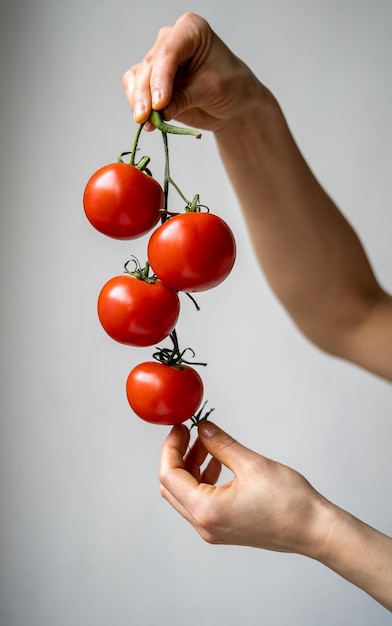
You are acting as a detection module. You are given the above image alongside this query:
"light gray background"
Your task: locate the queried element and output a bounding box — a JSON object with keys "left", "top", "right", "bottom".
{"left": 1, "top": 1, "right": 391, "bottom": 625}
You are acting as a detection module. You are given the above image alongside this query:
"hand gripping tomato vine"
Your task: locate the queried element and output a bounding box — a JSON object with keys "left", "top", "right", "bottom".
{"left": 84, "top": 108, "right": 236, "bottom": 427}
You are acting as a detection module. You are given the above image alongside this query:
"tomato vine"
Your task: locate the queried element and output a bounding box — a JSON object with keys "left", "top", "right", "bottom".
{"left": 84, "top": 107, "right": 236, "bottom": 427}
{"left": 152, "top": 329, "right": 207, "bottom": 370}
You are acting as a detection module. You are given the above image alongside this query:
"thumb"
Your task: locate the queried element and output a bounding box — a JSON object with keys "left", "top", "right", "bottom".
{"left": 197, "top": 421, "right": 255, "bottom": 476}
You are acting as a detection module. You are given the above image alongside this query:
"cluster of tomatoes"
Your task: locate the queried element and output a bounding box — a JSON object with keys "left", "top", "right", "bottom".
{"left": 83, "top": 112, "right": 236, "bottom": 426}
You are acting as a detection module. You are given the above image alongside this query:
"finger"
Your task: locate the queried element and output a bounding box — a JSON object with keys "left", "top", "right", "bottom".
{"left": 184, "top": 435, "right": 209, "bottom": 478}
{"left": 159, "top": 479, "right": 197, "bottom": 525}
{"left": 159, "top": 424, "right": 200, "bottom": 496}
{"left": 122, "top": 19, "right": 184, "bottom": 122}
{"left": 148, "top": 17, "right": 204, "bottom": 113}
{"left": 200, "top": 456, "right": 222, "bottom": 485}
{"left": 122, "top": 61, "right": 154, "bottom": 123}
{"left": 159, "top": 424, "right": 223, "bottom": 524}
{"left": 160, "top": 423, "right": 190, "bottom": 472}
{"left": 122, "top": 26, "right": 173, "bottom": 122}
{"left": 142, "top": 14, "right": 211, "bottom": 120}
{"left": 197, "top": 421, "right": 255, "bottom": 477}
{"left": 184, "top": 435, "right": 222, "bottom": 485}
{"left": 159, "top": 425, "right": 210, "bottom": 526}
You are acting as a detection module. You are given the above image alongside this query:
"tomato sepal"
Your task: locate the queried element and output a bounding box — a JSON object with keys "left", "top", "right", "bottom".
{"left": 189, "top": 401, "right": 215, "bottom": 429}
{"left": 123, "top": 256, "right": 158, "bottom": 285}
{"left": 152, "top": 330, "right": 207, "bottom": 371}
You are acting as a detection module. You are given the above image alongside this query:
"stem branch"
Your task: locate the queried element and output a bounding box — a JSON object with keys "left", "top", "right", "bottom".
{"left": 150, "top": 110, "right": 201, "bottom": 138}
{"left": 130, "top": 123, "right": 144, "bottom": 166}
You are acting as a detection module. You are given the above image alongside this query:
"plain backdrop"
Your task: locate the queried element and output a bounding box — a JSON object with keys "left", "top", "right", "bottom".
{"left": 1, "top": 1, "right": 392, "bottom": 625}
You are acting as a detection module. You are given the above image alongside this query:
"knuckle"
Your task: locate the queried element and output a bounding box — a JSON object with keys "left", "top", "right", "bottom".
{"left": 194, "top": 507, "right": 223, "bottom": 544}
{"left": 177, "top": 12, "right": 208, "bottom": 29}
{"left": 143, "top": 49, "right": 155, "bottom": 66}
{"left": 157, "top": 469, "right": 167, "bottom": 487}
{"left": 199, "top": 528, "right": 220, "bottom": 545}
{"left": 193, "top": 502, "right": 220, "bottom": 535}
{"left": 159, "top": 483, "right": 168, "bottom": 499}
{"left": 153, "top": 39, "right": 179, "bottom": 65}
{"left": 239, "top": 452, "right": 269, "bottom": 481}
{"left": 121, "top": 66, "right": 135, "bottom": 86}
{"left": 157, "top": 23, "right": 172, "bottom": 39}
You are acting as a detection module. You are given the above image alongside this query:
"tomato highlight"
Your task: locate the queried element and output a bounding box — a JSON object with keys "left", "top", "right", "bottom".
{"left": 147, "top": 212, "right": 236, "bottom": 292}
{"left": 83, "top": 162, "right": 164, "bottom": 239}
{"left": 126, "top": 361, "right": 204, "bottom": 425}
{"left": 97, "top": 274, "right": 180, "bottom": 347}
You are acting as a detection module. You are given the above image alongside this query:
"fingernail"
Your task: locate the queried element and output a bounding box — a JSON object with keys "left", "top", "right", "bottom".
{"left": 198, "top": 421, "right": 219, "bottom": 438}
{"left": 134, "top": 102, "right": 145, "bottom": 120}
{"left": 152, "top": 90, "right": 161, "bottom": 108}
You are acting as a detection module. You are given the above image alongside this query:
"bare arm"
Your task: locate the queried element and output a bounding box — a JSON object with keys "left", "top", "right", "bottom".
{"left": 124, "top": 14, "right": 392, "bottom": 610}
{"left": 159, "top": 422, "right": 392, "bottom": 612}
{"left": 123, "top": 12, "right": 392, "bottom": 380}
{"left": 215, "top": 91, "right": 392, "bottom": 379}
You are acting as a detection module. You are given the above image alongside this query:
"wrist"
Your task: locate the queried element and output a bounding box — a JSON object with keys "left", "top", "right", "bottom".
{"left": 214, "top": 80, "right": 282, "bottom": 149}
{"left": 303, "top": 496, "right": 342, "bottom": 562}
{"left": 287, "top": 492, "right": 339, "bottom": 561}
{"left": 308, "top": 497, "right": 392, "bottom": 610}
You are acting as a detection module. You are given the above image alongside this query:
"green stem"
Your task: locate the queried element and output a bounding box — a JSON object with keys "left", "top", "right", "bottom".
{"left": 161, "top": 131, "right": 192, "bottom": 219}
{"left": 168, "top": 176, "right": 193, "bottom": 206}
{"left": 124, "top": 257, "right": 157, "bottom": 283}
{"left": 170, "top": 329, "right": 181, "bottom": 356}
{"left": 161, "top": 131, "right": 170, "bottom": 221}
{"left": 161, "top": 127, "right": 194, "bottom": 216}
{"left": 135, "top": 155, "right": 151, "bottom": 171}
{"left": 190, "top": 401, "right": 215, "bottom": 429}
{"left": 130, "top": 123, "right": 144, "bottom": 166}
{"left": 150, "top": 110, "right": 201, "bottom": 138}
{"left": 152, "top": 331, "right": 207, "bottom": 369}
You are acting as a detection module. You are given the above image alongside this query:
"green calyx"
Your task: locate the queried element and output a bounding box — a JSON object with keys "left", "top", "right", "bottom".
{"left": 190, "top": 401, "right": 215, "bottom": 429}
{"left": 152, "top": 330, "right": 207, "bottom": 370}
{"left": 124, "top": 257, "right": 157, "bottom": 283}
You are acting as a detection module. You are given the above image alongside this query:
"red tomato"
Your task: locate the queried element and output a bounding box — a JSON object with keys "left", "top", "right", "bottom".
{"left": 147, "top": 212, "right": 236, "bottom": 292}
{"left": 126, "top": 362, "right": 204, "bottom": 425}
{"left": 97, "top": 275, "right": 180, "bottom": 347}
{"left": 83, "top": 162, "right": 164, "bottom": 239}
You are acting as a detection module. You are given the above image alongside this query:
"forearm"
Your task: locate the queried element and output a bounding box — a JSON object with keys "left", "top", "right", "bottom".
{"left": 123, "top": 11, "right": 392, "bottom": 379}
{"left": 313, "top": 501, "right": 392, "bottom": 611}
{"left": 215, "top": 87, "right": 384, "bottom": 355}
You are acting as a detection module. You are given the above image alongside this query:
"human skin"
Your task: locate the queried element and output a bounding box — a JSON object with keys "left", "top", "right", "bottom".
{"left": 122, "top": 12, "right": 392, "bottom": 611}
{"left": 159, "top": 421, "right": 392, "bottom": 612}
{"left": 123, "top": 12, "right": 392, "bottom": 382}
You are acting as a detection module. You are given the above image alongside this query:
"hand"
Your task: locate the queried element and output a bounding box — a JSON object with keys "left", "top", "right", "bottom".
{"left": 159, "top": 420, "right": 330, "bottom": 556}
{"left": 122, "top": 12, "right": 262, "bottom": 132}
{"left": 159, "top": 421, "right": 392, "bottom": 610}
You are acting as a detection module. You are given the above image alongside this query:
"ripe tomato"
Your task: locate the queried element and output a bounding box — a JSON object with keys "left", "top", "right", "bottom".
{"left": 97, "top": 275, "right": 180, "bottom": 347}
{"left": 147, "top": 212, "right": 236, "bottom": 292}
{"left": 83, "top": 162, "right": 164, "bottom": 239}
{"left": 126, "top": 362, "right": 204, "bottom": 425}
